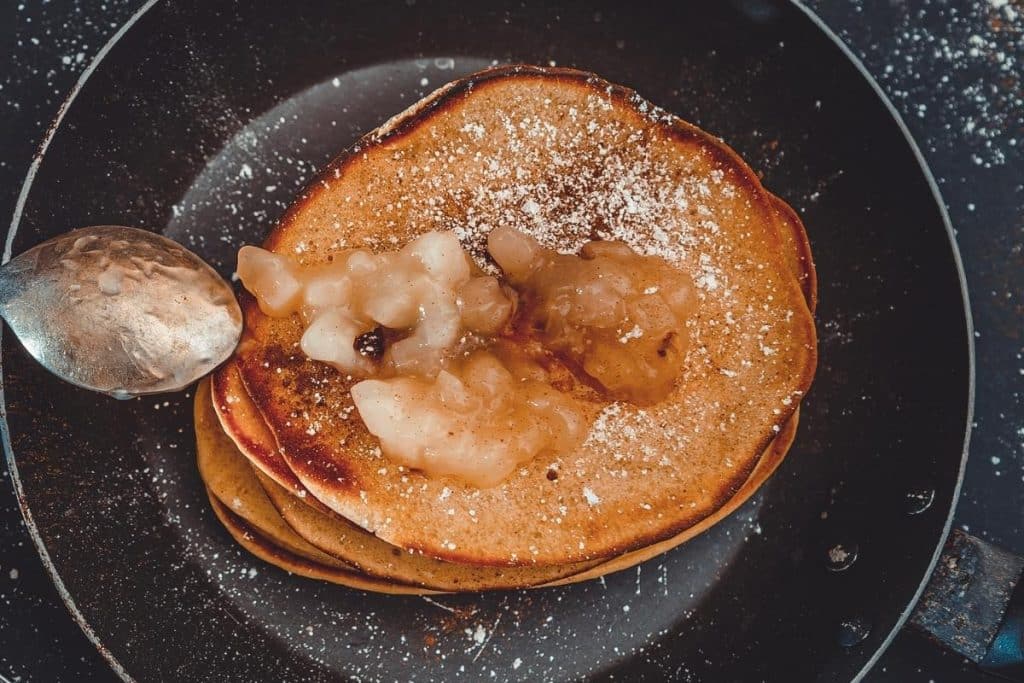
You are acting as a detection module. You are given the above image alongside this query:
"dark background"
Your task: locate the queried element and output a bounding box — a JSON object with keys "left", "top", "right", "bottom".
{"left": 0, "top": 1, "right": 1020, "bottom": 681}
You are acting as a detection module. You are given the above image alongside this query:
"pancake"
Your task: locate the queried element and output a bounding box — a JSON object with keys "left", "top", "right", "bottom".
{"left": 206, "top": 491, "right": 435, "bottom": 594}
{"left": 232, "top": 64, "right": 817, "bottom": 566}
{"left": 203, "top": 163, "right": 816, "bottom": 592}
{"left": 205, "top": 198, "right": 810, "bottom": 589}
{"left": 196, "top": 378, "right": 354, "bottom": 569}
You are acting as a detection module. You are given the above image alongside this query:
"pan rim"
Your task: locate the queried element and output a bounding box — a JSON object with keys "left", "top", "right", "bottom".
{"left": 1, "top": 2, "right": 975, "bottom": 681}
{"left": 1, "top": 1, "right": 161, "bottom": 681}
{"left": 789, "top": 3, "right": 975, "bottom": 680}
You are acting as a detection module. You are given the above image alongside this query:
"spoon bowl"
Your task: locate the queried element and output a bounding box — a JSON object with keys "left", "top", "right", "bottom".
{"left": 0, "top": 226, "right": 242, "bottom": 398}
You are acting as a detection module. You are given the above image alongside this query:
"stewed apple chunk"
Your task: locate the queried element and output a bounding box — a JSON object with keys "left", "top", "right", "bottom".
{"left": 488, "top": 227, "right": 694, "bottom": 404}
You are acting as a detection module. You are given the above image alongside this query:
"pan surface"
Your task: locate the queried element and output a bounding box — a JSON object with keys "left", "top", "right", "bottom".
{"left": 3, "top": 1, "right": 971, "bottom": 680}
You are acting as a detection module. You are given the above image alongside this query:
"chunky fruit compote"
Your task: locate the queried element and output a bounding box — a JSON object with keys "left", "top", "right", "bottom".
{"left": 238, "top": 228, "right": 693, "bottom": 487}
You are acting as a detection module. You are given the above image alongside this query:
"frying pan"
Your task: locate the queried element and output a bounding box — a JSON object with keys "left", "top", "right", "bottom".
{"left": 4, "top": 0, "right": 1019, "bottom": 680}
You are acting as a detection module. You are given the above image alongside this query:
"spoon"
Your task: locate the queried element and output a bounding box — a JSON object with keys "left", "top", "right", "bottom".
{"left": 0, "top": 226, "right": 242, "bottom": 399}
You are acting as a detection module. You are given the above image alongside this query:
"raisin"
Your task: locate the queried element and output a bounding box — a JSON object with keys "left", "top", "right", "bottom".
{"left": 354, "top": 326, "right": 386, "bottom": 360}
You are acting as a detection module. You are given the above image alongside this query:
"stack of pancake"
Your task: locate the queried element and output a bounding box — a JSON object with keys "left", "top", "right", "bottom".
{"left": 195, "top": 65, "right": 817, "bottom": 593}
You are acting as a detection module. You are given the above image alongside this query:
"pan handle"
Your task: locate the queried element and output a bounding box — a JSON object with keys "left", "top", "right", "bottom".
{"left": 910, "top": 529, "right": 1024, "bottom": 681}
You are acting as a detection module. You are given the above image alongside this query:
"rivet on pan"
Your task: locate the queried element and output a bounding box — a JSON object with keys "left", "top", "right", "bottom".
{"left": 825, "top": 542, "right": 859, "bottom": 572}
{"left": 904, "top": 486, "right": 935, "bottom": 515}
{"left": 837, "top": 617, "right": 872, "bottom": 647}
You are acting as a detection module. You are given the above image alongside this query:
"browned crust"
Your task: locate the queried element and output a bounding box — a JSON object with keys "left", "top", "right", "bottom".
{"left": 196, "top": 379, "right": 351, "bottom": 568}
{"left": 235, "top": 333, "right": 365, "bottom": 498}
{"left": 212, "top": 355, "right": 334, "bottom": 515}
{"left": 235, "top": 64, "right": 818, "bottom": 566}
{"left": 211, "top": 356, "right": 301, "bottom": 490}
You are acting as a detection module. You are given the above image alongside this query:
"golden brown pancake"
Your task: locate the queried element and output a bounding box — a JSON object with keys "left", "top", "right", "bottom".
{"left": 206, "top": 491, "right": 435, "bottom": 594}
{"left": 205, "top": 200, "right": 809, "bottom": 589}
{"left": 202, "top": 179, "right": 816, "bottom": 592}
{"left": 229, "top": 64, "right": 817, "bottom": 566}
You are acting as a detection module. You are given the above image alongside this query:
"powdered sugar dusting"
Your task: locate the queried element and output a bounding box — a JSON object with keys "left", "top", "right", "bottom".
{"left": 372, "top": 86, "right": 737, "bottom": 285}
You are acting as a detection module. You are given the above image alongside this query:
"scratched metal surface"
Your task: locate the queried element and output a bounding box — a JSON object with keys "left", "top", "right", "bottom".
{"left": 0, "top": 1, "right": 1019, "bottom": 681}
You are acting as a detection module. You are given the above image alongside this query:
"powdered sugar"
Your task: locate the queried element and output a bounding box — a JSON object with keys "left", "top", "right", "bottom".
{"left": 407, "top": 93, "right": 730, "bottom": 282}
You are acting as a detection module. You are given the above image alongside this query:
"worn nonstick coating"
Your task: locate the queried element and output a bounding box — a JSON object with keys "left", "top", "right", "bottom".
{"left": 3, "top": 1, "right": 971, "bottom": 681}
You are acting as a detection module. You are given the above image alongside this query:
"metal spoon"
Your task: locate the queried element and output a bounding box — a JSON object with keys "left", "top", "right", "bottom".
{"left": 0, "top": 226, "right": 242, "bottom": 399}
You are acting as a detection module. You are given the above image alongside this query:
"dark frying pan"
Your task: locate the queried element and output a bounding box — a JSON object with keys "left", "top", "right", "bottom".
{"left": 4, "top": 1, "right": 1019, "bottom": 680}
